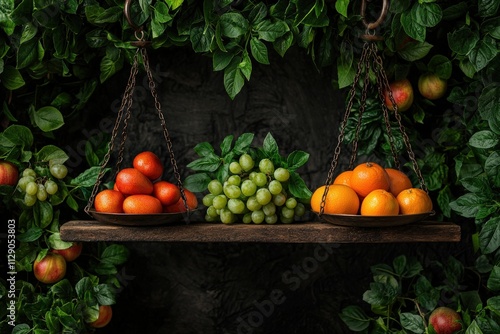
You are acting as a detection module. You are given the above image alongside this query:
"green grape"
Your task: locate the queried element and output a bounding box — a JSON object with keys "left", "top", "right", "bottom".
{"left": 205, "top": 214, "right": 219, "bottom": 222}
{"left": 258, "top": 158, "right": 275, "bottom": 174}
{"left": 228, "top": 198, "right": 246, "bottom": 214}
{"left": 295, "top": 203, "right": 306, "bottom": 217}
{"left": 253, "top": 172, "right": 267, "bottom": 187}
{"left": 44, "top": 180, "right": 58, "bottom": 195}
{"left": 208, "top": 179, "right": 223, "bottom": 195}
{"left": 220, "top": 208, "right": 235, "bottom": 224}
{"left": 248, "top": 172, "right": 257, "bottom": 181}
{"left": 50, "top": 164, "right": 68, "bottom": 179}
{"left": 24, "top": 193, "right": 37, "bottom": 207}
{"left": 223, "top": 184, "right": 241, "bottom": 199}
{"left": 265, "top": 214, "right": 278, "bottom": 224}
{"left": 17, "top": 176, "right": 35, "bottom": 192}
{"left": 26, "top": 182, "right": 38, "bottom": 196}
{"left": 246, "top": 196, "right": 262, "bottom": 211}
{"left": 37, "top": 184, "right": 48, "bottom": 201}
{"left": 285, "top": 197, "right": 297, "bottom": 209}
{"left": 227, "top": 175, "right": 241, "bottom": 186}
{"left": 273, "top": 193, "right": 287, "bottom": 206}
{"left": 241, "top": 179, "right": 257, "bottom": 197}
{"left": 22, "top": 168, "right": 37, "bottom": 178}
{"left": 242, "top": 213, "right": 253, "bottom": 224}
{"left": 280, "top": 215, "right": 294, "bottom": 224}
{"left": 239, "top": 153, "right": 255, "bottom": 172}
{"left": 203, "top": 194, "right": 215, "bottom": 207}
{"left": 207, "top": 205, "right": 219, "bottom": 218}
{"left": 229, "top": 161, "right": 242, "bottom": 174}
{"left": 251, "top": 210, "right": 265, "bottom": 224}
{"left": 212, "top": 195, "right": 228, "bottom": 210}
{"left": 281, "top": 206, "right": 295, "bottom": 219}
{"left": 268, "top": 180, "right": 282, "bottom": 195}
{"left": 274, "top": 167, "right": 290, "bottom": 182}
{"left": 256, "top": 188, "right": 272, "bottom": 205}
{"left": 262, "top": 202, "right": 276, "bottom": 216}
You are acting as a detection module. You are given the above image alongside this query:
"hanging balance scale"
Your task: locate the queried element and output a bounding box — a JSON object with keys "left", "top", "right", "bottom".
{"left": 84, "top": 0, "right": 193, "bottom": 226}
{"left": 316, "top": 0, "right": 435, "bottom": 227}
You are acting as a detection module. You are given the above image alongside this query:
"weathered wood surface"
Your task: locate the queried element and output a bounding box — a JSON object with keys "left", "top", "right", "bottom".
{"left": 61, "top": 220, "right": 461, "bottom": 243}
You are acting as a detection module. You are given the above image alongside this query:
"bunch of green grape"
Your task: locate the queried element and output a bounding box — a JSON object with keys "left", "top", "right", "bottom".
{"left": 202, "top": 154, "right": 306, "bottom": 224}
{"left": 16, "top": 163, "right": 68, "bottom": 206}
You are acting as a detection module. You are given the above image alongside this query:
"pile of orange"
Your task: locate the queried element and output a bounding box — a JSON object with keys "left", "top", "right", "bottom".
{"left": 311, "top": 161, "right": 433, "bottom": 216}
{"left": 94, "top": 151, "right": 197, "bottom": 214}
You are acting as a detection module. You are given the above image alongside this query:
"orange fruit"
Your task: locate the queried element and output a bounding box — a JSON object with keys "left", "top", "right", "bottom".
{"left": 153, "top": 181, "right": 181, "bottom": 206}
{"left": 360, "top": 189, "right": 399, "bottom": 216}
{"left": 94, "top": 189, "right": 125, "bottom": 213}
{"left": 333, "top": 170, "right": 353, "bottom": 187}
{"left": 115, "top": 168, "right": 154, "bottom": 195}
{"left": 350, "top": 162, "right": 390, "bottom": 198}
{"left": 396, "top": 188, "right": 433, "bottom": 214}
{"left": 164, "top": 189, "right": 198, "bottom": 213}
{"left": 123, "top": 194, "right": 163, "bottom": 214}
{"left": 133, "top": 151, "right": 164, "bottom": 181}
{"left": 385, "top": 168, "right": 412, "bottom": 197}
{"left": 310, "top": 184, "right": 359, "bottom": 215}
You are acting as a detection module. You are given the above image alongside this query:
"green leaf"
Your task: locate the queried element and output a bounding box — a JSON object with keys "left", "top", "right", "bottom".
{"left": 447, "top": 26, "right": 479, "bottom": 55}
{"left": 482, "top": 17, "right": 500, "bottom": 39}
{"left": 233, "top": 133, "right": 254, "bottom": 155}
{"left": 295, "top": 0, "right": 329, "bottom": 27}
{"left": 213, "top": 50, "right": 234, "bottom": 71}
{"left": 250, "top": 37, "right": 270, "bottom": 65}
{"left": 442, "top": 2, "right": 467, "bottom": 20}
{"left": 449, "top": 193, "right": 483, "bottom": 218}
{"left": 414, "top": 3, "right": 442, "bottom": 27}
{"left": 337, "top": 40, "right": 355, "bottom": 88}
{"left": 50, "top": 279, "right": 74, "bottom": 300}
{"left": 36, "top": 145, "right": 69, "bottom": 164}
{"left": 339, "top": 305, "right": 370, "bottom": 331}
{"left": 398, "top": 40, "right": 433, "bottom": 61}
{"left": 34, "top": 106, "right": 64, "bottom": 132}
{"left": 400, "top": 312, "right": 425, "bottom": 333}
{"left": 193, "top": 142, "right": 215, "bottom": 157}
{"left": 186, "top": 155, "right": 221, "bottom": 172}
{"left": 190, "top": 25, "right": 214, "bottom": 53}
{"left": 223, "top": 57, "right": 245, "bottom": 99}
{"left": 16, "top": 38, "right": 38, "bottom": 69}
{"left": 479, "top": 84, "right": 500, "bottom": 125}
{"left": 1, "top": 65, "right": 25, "bottom": 90}
{"left": 95, "top": 284, "right": 116, "bottom": 305}
{"left": 12, "top": 324, "right": 31, "bottom": 334}
{"left": 480, "top": 218, "right": 500, "bottom": 255}
{"left": 335, "top": 0, "right": 350, "bottom": 17}
{"left": 34, "top": 201, "right": 53, "bottom": 228}
{"left": 393, "top": 255, "right": 407, "bottom": 276}
{"left": 262, "top": 132, "right": 279, "bottom": 158}
{"left": 99, "top": 50, "right": 124, "bottom": 83}
{"left": 401, "top": 8, "right": 426, "bottom": 42}
{"left": 255, "top": 19, "right": 289, "bottom": 42}
{"left": 101, "top": 244, "right": 129, "bottom": 266}
{"left": 183, "top": 173, "right": 211, "bottom": 192}
{"left": 487, "top": 266, "right": 500, "bottom": 291}
{"left": 16, "top": 226, "right": 43, "bottom": 242}
{"left": 248, "top": 2, "right": 268, "bottom": 24}
{"left": 287, "top": 151, "right": 309, "bottom": 171}
{"left": 48, "top": 232, "right": 73, "bottom": 250}
{"left": 288, "top": 171, "right": 312, "bottom": 199}
{"left": 468, "top": 37, "right": 497, "bottom": 72}
{"left": 273, "top": 31, "right": 293, "bottom": 57}
{"left": 469, "top": 130, "right": 499, "bottom": 149}
{"left": 460, "top": 175, "right": 491, "bottom": 194}
{"left": 165, "top": 0, "right": 184, "bottom": 10}
{"left": 70, "top": 166, "right": 108, "bottom": 187}
{"left": 415, "top": 276, "right": 439, "bottom": 310}
{"left": 460, "top": 290, "right": 483, "bottom": 311}
{"left": 485, "top": 152, "right": 500, "bottom": 187}
{"left": 427, "top": 55, "right": 452, "bottom": 80}
{"left": 239, "top": 51, "right": 252, "bottom": 81}
{"left": 2, "top": 124, "right": 33, "bottom": 148}
{"left": 219, "top": 12, "right": 249, "bottom": 38}
{"left": 478, "top": 0, "right": 500, "bottom": 17}
{"left": 220, "top": 134, "right": 234, "bottom": 156}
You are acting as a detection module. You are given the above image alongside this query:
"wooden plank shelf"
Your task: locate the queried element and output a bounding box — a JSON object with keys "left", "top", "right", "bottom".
{"left": 60, "top": 220, "right": 460, "bottom": 243}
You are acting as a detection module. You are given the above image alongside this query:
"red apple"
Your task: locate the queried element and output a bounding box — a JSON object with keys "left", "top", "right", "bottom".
{"left": 33, "top": 253, "right": 67, "bottom": 284}
{"left": 0, "top": 160, "right": 19, "bottom": 186}
{"left": 51, "top": 242, "right": 83, "bottom": 262}
{"left": 418, "top": 73, "right": 448, "bottom": 100}
{"left": 428, "top": 306, "right": 462, "bottom": 334}
{"left": 88, "top": 305, "right": 113, "bottom": 328}
{"left": 384, "top": 78, "right": 414, "bottom": 112}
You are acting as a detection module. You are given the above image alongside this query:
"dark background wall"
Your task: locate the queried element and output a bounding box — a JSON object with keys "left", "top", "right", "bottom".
{"left": 79, "top": 46, "right": 466, "bottom": 334}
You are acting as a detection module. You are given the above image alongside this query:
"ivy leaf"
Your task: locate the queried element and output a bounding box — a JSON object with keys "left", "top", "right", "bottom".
{"left": 401, "top": 8, "right": 426, "bottom": 42}
{"left": 34, "top": 106, "right": 64, "bottom": 132}
{"left": 469, "top": 130, "right": 499, "bottom": 149}
{"left": 248, "top": 2, "right": 268, "bottom": 24}
{"left": 335, "top": 0, "right": 350, "bottom": 18}
{"left": 223, "top": 57, "right": 245, "bottom": 99}
{"left": 339, "top": 305, "right": 370, "bottom": 331}
{"left": 337, "top": 39, "right": 355, "bottom": 88}
{"left": 414, "top": 3, "right": 442, "bottom": 28}
{"left": 449, "top": 193, "right": 483, "bottom": 218}
{"left": 0, "top": 65, "right": 25, "bottom": 90}
{"left": 100, "top": 244, "right": 129, "bottom": 266}
{"left": 460, "top": 175, "right": 491, "bottom": 194}
{"left": 16, "top": 38, "right": 39, "bottom": 69}
{"left": 239, "top": 51, "right": 252, "bottom": 81}
{"left": 183, "top": 173, "right": 211, "bottom": 192}
{"left": 398, "top": 40, "right": 433, "bottom": 61}
{"left": 255, "top": 19, "right": 289, "bottom": 42}
{"left": 400, "top": 312, "right": 425, "bottom": 333}
{"left": 427, "top": 55, "right": 452, "bottom": 80}
{"left": 478, "top": 0, "right": 500, "bottom": 17}
{"left": 99, "top": 49, "right": 124, "bottom": 83}
{"left": 16, "top": 226, "right": 43, "bottom": 242}
{"left": 479, "top": 217, "right": 500, "bottom": 255}
{"left": 447, "top": 26, "right": 479, "bottom": 55}
{"left": 95, "top": 284, "right": 116, "bottom": 305}
{"left": 190, "top": 25, "right": 214, "bottom": 53}
{"left": 487, "top": 266, "right": 500, "bottom": 291}
{"left": 250, "top": 37, "right": 270, "bottom": 65}
{"left": 485, "top": 152, "right": 500, "bottom": 187}
{"left": 48, "top": 232, "right": 73, "bottom": 250}
{"left": 273, "top": 31, "right": 293, "bottom": 57}
{"left": 219, "top": 12, "right": 249, "bottom": 38}
{"left": 165, "top": 0, "right": 184, "bottom": 10}
{"left": 415, "top": 276, "right": 439, "bottom": 311}
{"left": 478, "top": 84, "right": 500, "bottom": 126}
{"left": 213, "top": 50, "right": 234, "bottom": 71}
{"left": 36, "top": 145, "right": 69, "bottom": 164}
{"left": 468, "top": 37, "right": 497, "bottom": 72}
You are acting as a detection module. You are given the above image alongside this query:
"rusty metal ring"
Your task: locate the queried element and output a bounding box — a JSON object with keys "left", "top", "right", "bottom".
{"left": 361, "top": 0, "right": 389, "bottom": 30}
{"left": 124, "top": 0, "right": 141, "bottom": 32}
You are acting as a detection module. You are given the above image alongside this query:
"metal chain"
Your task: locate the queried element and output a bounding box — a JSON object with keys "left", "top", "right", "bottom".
{"left": 140, "top": 48, "right": 190, "bottom": 215}
{"left": 319, "top": 42, "right": 370, "bottom": 217}
{"left": 85, "top": 49, "right": 141, "bottom": 214}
